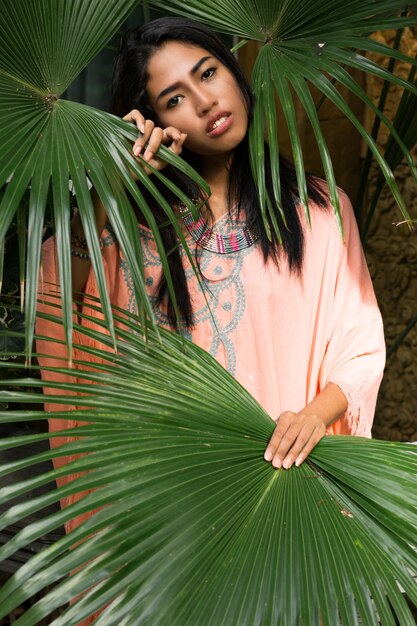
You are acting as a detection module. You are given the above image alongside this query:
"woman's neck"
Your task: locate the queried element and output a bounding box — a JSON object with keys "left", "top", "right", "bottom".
{"left": 199, "top": 153, "right": 232, "bottom": 220}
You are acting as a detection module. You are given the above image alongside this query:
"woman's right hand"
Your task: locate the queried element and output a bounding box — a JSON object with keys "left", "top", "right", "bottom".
{"left": 71, "top": 109, "right": 186, "bottom": 294}
{"left": 123, "top": 109, "right": 187, "bottom": 176}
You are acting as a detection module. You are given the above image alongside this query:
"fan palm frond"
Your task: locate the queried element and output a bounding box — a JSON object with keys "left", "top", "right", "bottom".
{"left": 0, "top": 0, "right": 208, "bottom": 356}
{"left": 0, "top": 303, "right": 416, "bottom": 625}
{"left": 148, "top": 0, "right": 417, "bottom": 235}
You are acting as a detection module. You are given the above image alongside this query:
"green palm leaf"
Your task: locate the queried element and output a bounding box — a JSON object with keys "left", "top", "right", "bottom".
{"left": 362, "top": 56, "right": 417, "bottom": 244}
{"left": 0, "top": 0, "right": 209, "bottom": 357}
{"left": 148, "top": 0, "right": 417, "bottom": 234}
{"left": 0, "top": 302, "right": 416, "bottom": 625}
{"left": 2, "top": 0, "right": 417, "bottom": 350}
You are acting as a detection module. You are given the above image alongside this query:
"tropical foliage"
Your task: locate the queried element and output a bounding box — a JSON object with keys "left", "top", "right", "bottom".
{"left": 1, "top": 1, "right": 417, "bottom": 624}
{"left": 0, "top": 303, "right": 417, "bottom": 625}
{"left": 1, "top": 1, "right": 417, "bottom": 348}
{"left": 149, "top": 0, "right": 417, "bottom": 233}
{"left": 360, "top": 38, "right": 417, "bottom": 244}
{"left": 0, "top": 0, "right": 208, "bottom": 357}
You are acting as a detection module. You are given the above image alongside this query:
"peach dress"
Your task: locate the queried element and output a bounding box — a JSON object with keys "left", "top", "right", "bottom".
{"left": 36, "top": 189, "right": 385, "bottom": 621}
{"left": 38, "top": 189, "right": 385, "bottom": 417}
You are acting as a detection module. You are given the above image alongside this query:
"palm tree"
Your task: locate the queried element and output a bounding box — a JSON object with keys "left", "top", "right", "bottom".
{"left": 1, "top": 1, "right": 417, "bottom": 623}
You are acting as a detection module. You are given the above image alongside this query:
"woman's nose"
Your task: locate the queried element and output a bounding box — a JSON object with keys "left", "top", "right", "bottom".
{"left": 195, "top": 90, "right": 217, "bottom": 117}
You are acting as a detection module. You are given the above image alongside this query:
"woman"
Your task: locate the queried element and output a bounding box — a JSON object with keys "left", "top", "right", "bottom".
{"left": 38, "top": 16, "right": 385, "bottom": 499}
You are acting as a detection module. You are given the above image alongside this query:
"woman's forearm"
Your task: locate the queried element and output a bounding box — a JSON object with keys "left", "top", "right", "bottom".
{"left": 301, "top": 382, "right": 348, "bottom": 428}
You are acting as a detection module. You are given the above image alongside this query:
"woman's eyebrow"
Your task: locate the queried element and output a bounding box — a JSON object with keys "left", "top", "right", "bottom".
{"left": 156, "top": 55, "right": 213, "bottom": 102}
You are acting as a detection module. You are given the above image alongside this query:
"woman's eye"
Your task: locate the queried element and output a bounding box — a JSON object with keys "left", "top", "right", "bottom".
{"left": 167, "top": 95, "right": 182, "bottom": 108}
{"left": 201, "top": 68, "right": 215, "bottom": 80}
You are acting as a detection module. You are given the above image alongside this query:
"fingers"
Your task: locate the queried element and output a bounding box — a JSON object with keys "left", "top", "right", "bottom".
{"left": 132, "top": 119, "right": 157, "bottom": 159}
{"left": 140, "top": 126, "right": 186, "bottom": 162}
{"left": 264, "top": 412, "right": 296, "bottom": 468}
{"left": 142, "top": 124, "right": 163, "bottom": 162}
{"left": 290, "top": 426, "right": 324, "bottom": 468}
{"left": 122, "top": 109, "right": 158, "bottom": 159}
{"left": 124, "top": 110, "right": 186, "bottom": 175}
{"left": 123, "top": 108, "right": 149, "bottom": 158}
{"left": 134, "top": 126, "right": 185, "bottom": 166}
{"left": 264, "top": 411, "right": 326, "bottom": 470}
{"left": 164, "top": 127, "right": 187, "bottom": 156}
{"left": 123, "top": 108, "right": 145, "bottom": 133}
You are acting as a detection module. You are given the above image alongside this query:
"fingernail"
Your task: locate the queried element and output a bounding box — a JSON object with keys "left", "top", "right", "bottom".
{"left": 282, "top": 458, "right": 292, "bottom": 470}
{"left": 140, "top": 124, "right": 145, "bottom": 134}
{"left": 264, "top": 451, "right": 272, "bottom": 462}
{"left": 295, "top": 457, "right": 302, "bottom": 467}
{"left": 133, "top": 145, "right": 142, "bottom": 156}
{"left": 272, "top": 458, "right": 282, "bottom": 469}
{"left": 144, "top": 151, "right": 153, "bottom": 162}
{"left": 175, "top": 133, "right": 181, "bottom": 141}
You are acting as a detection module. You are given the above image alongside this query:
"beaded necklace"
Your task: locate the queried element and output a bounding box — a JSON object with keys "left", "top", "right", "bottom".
{"left": 179, "top": 204, "right": 258, "bottom": 254}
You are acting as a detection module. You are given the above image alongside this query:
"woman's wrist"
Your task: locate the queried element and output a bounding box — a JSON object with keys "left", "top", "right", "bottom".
{"left": 301, "top": 382, "right": 347, "bottom": 428}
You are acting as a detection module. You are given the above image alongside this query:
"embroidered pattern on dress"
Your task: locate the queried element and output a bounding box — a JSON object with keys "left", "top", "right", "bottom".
{"left": 120, "top": 210, "right": 256, "bottom": 375}
{"left": 101, "top": 226, "right": 117, "bottom": 249}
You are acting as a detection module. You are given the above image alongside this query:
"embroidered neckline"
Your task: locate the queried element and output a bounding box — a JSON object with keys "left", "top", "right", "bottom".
{"left": 178, "top": 204, "right": 258, "bottom": 254}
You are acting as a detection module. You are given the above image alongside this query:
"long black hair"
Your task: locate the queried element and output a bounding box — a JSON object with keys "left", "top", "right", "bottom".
{"left": 111, "top": 16, "right": 327, "bottom": 329}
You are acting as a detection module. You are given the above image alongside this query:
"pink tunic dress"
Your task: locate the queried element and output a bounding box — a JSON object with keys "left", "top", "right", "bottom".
{"left": 35, "top": 188, "right": 385, "bottom": 625}
{"left": 134, "top": 190, "right": 385, "bottom": 435}
{"left": 36, "top": 188, "right": 385, "bottom": 520}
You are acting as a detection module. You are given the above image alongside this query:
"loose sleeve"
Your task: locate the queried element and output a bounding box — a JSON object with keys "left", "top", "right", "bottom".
{"left": 319, "top": 191, "right": 385, "bottom": 437}
{"left": 35, "top": 231, "right": 118, "bottom": 505}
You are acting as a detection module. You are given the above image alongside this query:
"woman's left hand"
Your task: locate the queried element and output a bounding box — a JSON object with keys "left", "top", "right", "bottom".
{"left": 264, "top": 411, "right": 327, "bottom": 469}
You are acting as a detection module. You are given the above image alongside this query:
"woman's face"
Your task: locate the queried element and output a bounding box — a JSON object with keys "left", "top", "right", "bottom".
{"left": 146, "top": 41, "right": 249, "bottom": 159}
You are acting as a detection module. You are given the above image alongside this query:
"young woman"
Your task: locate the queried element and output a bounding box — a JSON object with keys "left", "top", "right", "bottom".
{"left": 38, "top": 16, "right": 385, "bottom": 491}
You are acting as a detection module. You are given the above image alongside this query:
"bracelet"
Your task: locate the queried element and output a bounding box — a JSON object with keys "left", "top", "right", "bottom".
{"left": 71, "top": 247, "right": 90, "bottom": 260}
{"left": 71, "top": 229, "right": 88, "bottom": 249}
{"left": 71, "top": 230, "right": 104, "bottom": 251}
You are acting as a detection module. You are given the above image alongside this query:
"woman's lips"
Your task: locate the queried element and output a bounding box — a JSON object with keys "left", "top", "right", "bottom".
{"left": 207, "top": 113, "right": 232, "bottom": 136}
